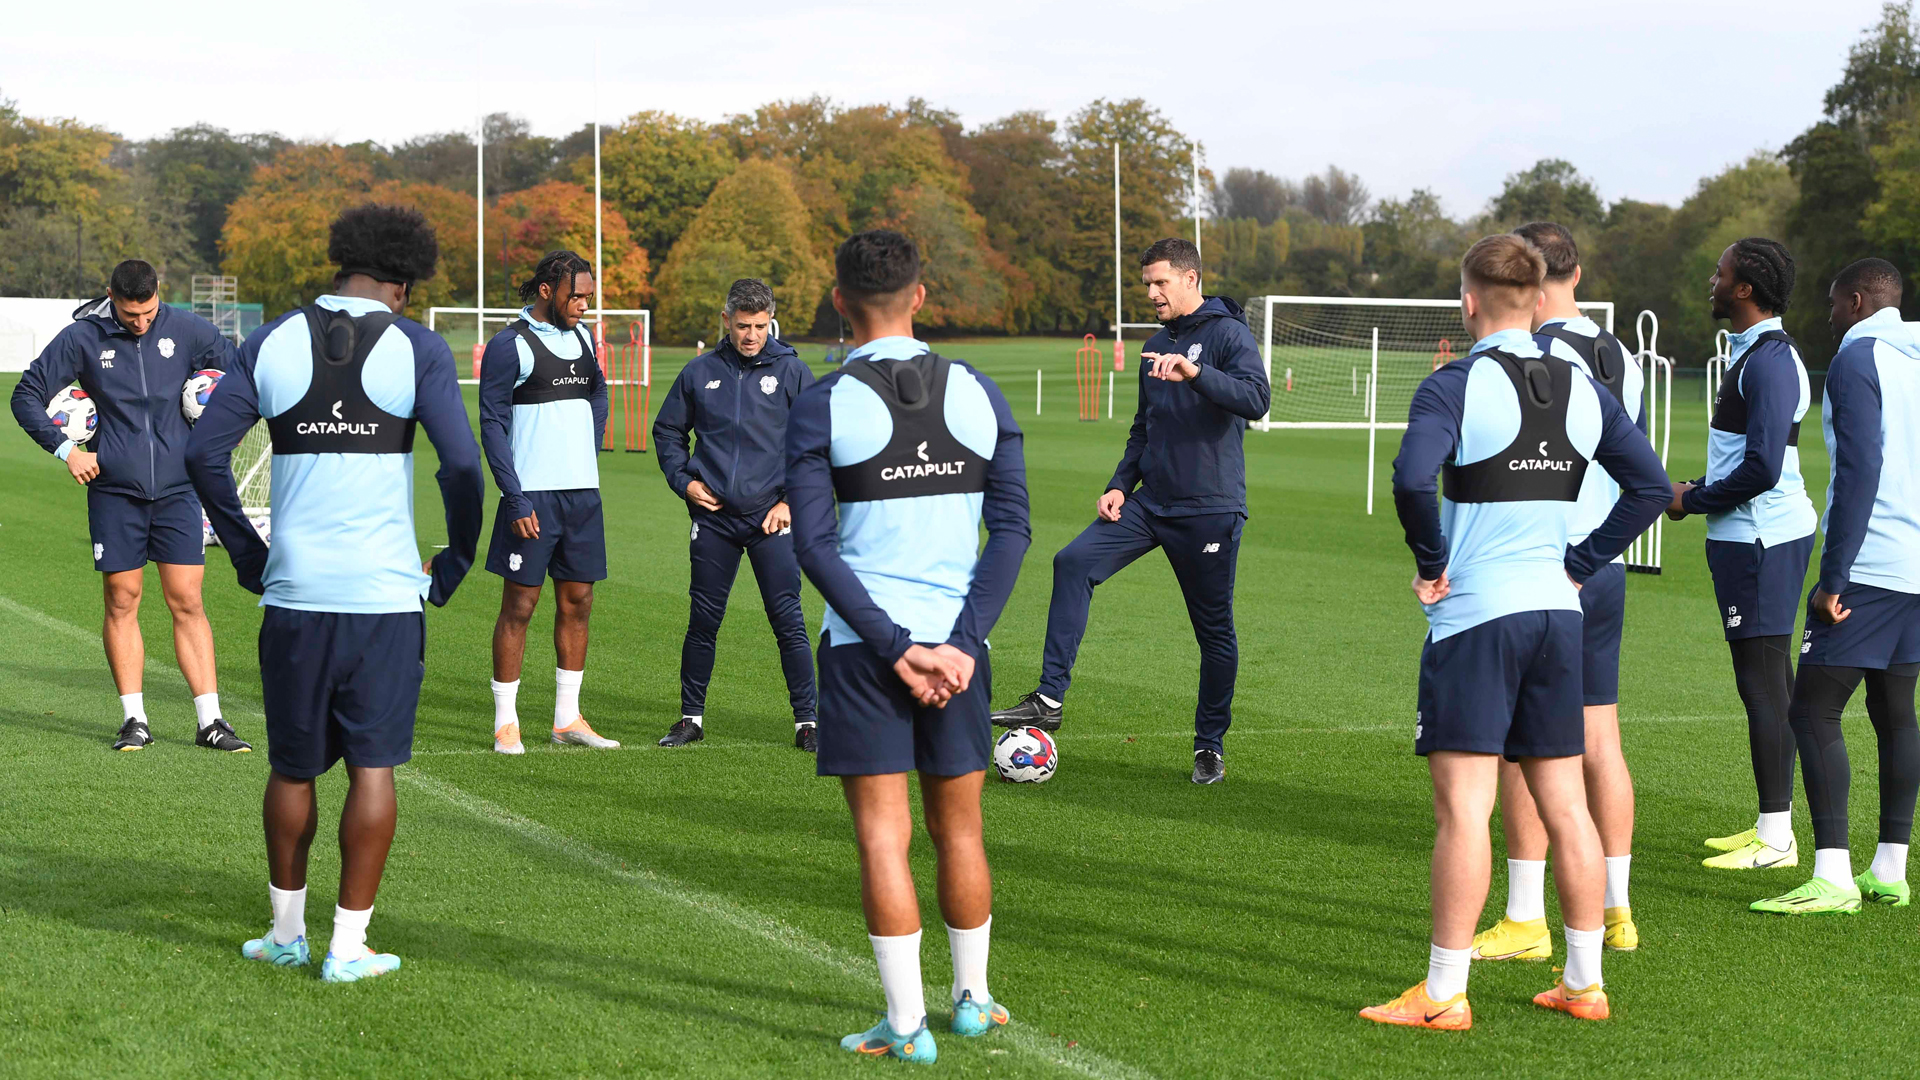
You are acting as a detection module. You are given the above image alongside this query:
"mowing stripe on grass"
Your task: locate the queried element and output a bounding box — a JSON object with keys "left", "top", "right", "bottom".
{"left": 0, "top": 591, "right": 1155, "bottom": 1080}
{"left": 396, "top": 767, "right": 1159, "bottom": 1080}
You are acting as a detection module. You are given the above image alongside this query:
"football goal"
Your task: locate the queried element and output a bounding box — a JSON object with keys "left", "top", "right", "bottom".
{"left": 1244, "top": 295, "right": 1675, "bottom": 572}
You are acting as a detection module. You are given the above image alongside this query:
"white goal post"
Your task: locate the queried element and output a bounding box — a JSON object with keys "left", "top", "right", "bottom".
{"left": 425, "top": 306, "right": 652, "bottom": 385}
{"left": 1246, "top": 295, "right": 1675, "bottom": 572}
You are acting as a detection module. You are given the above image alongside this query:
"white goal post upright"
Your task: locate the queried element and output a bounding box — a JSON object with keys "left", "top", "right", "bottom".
{"left": 426, "top": 306, "right": 651, "bottom": 385}
{"left": 1249, "top": 295, "right": 1675, "bottom": 571}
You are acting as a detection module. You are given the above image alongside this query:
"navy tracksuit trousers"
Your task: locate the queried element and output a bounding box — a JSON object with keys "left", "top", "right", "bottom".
{"left": 682, "top": 509, "right": 816, "bottom": 722}
{"left": 1038, "top": 497, "right": 1244, "bottom": 753}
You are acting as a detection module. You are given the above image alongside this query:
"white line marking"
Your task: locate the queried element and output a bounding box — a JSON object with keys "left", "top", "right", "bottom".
{"left": 0, "top": 593, "right": 1151, "bottom": 1078}
{"left": 396, "top": 769, "right": 1157, "bottom": 1080}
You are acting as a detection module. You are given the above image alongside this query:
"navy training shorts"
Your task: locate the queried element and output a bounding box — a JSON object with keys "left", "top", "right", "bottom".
{"left": 486, "top": 489, "right": 607, "bottom": 586}
{"left": 1707, "top": 535, "right": 1815, "bottom": 640}
{"left": 815, "top": 630, "right": 992, "bottom": 777}
{"left": 1579, "top": 561, "right": 1627, "bottom": 707}
{"left": 1800, "top": 583, "right": 1920, "bottom": 670}
{"left": 1416, "top": 609, "right": 1584, "bottom": 759}
{"left": 258, "top": 605, "right": 425, "bottom": 779}
{"left": 88, "top": 488, "right": 204, "bottom": 573}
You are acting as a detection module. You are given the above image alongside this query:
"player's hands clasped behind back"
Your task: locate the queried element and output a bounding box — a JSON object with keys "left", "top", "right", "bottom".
{"left": 66, "top": 448, "right": 99, "bottom": 485}
{"left": 1097, "top": 488, "right": 1126, "bottom": 522}
{"left": 1141, "top": 351, "right": 1199, "bottom": 383}
{"left": 685, "top": 479, "right": 724, "bottom": 513}
{"left": 762, "top": 500, "right": 791, "bottom": 535}
{"left": 893, "top": 644, "right": 976, "bottom": 707}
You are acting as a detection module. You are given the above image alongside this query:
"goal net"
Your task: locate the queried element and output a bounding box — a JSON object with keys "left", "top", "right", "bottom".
{"left": 1244, "top": 295, "right": 1675, "bottom": 572}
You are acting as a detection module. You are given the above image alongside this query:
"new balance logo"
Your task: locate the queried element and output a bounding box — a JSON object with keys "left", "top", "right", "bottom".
{"left": 705, "top": 380, "right": 722, "bottom": 390}
{"left": 1202, "top": 542, "right": 1220, "bottom": 553}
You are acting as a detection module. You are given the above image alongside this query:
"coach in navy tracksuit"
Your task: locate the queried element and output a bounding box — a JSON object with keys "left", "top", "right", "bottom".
{"left": 992, "top": 238, "right": 1271, "bottom": 784}
{"left": 9, "top": 258, "right": 249, "bottom": 753}
{"left": 653, "top": 278, "right": 818, "bottom": 751}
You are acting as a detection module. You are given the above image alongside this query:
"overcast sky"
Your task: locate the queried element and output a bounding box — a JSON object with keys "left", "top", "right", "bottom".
{"left": 3, "top": 0, "right": 1890, "bottom": 216}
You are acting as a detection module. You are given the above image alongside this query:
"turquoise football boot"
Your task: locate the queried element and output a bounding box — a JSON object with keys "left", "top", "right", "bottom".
{"left": 840, "top": 1018, "right": 937, "bottom": 1063}
{"left": 241, "top": 933, "right": 310, "bottom": 967}
{"left": 950, "top": 990, "right": 1010, "bottom": 1036}
{"left": 320, "top": 950, "right": 402, "bottom": 983}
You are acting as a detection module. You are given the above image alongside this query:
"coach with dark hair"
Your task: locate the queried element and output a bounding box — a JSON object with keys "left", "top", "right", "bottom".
{"left": 652, "top": 278, "right": 819, "bottom": 750}
{"left": 10, "top": 258, "right": 247, "bottom": 753}
{"left": 991, "top": 238, "right": 1271, "bottom": 783}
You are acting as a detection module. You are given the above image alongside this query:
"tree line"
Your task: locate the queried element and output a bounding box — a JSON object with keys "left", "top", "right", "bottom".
{"left": 3, "top": 1, "right": 1918, "bottom": 360}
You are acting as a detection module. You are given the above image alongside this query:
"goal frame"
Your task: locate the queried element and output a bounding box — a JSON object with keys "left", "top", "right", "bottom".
{"left": 1248, "top": 295, "right": 1674, "bottom": 572}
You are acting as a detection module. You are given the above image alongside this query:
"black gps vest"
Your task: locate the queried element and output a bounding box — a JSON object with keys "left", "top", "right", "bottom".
{"left": 1710, "top": 329, "right": 1801, "bottom": 447}
{"left": 830, "top": 353, "right": 989, "bottom": 503}
{"left": 266, "top": 305, "right": 416, "bottom": 455}
{"left": 1535, "top": 325, "right": 1630, "bottom": 406}
{"left": 1441, "top": 350, "right": 1589, "bottom": 504}
{"left": 508, "top": 319, "right": 597, "bottom": 405}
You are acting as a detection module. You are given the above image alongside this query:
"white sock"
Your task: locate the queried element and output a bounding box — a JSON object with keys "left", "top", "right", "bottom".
{"left": 1604, "top": 855, "right": 1631, "bottom": 910}
{"left": 1870, "top": 842, "right": 1909, "bottom": 883}
{"left": 331, "top": 904, "right": 373, "bottom": 961}
{"left": 120, "top": 692, "right": 146, "bottom": 723}
{"left": 1504, "top": 859, "right": 1547, "bottom": 922}
{"left": 1563, "top": 925, "right": 1603, "bottom": 991}
{"left": 1036, "top": 693, "right": 1061, "bottom": 709}
{"left": 490, "top": 678, "right": 520, "bottom": 733}
{"left": 1756, "top": 810, "right": 1793, "bottom": 850}
{"left": 685, "top": 714, "right": 704, "bottom": 728}
{"left": 1813, "top": 847, "right": 1853, "bottom": 888}
{"left": 1425, "top": 942, "right": 1469, "bottom": 1000}
{"left": 796, "top": 720, "right": 816, "bottom": 729}
{"left": 869, "top": 930, "right": 926, "bottom": 1035}
{"left": 946, "top": 917, "right": 991, "bottom": 1004}
{"left": 192, "top": 693, "right": 221, "bottom": 730}
{"left": 268, "top": 884, "right": 306, "bottom": 945}
{"left": 554, "top": 668, "right": 583, "bottom": 730}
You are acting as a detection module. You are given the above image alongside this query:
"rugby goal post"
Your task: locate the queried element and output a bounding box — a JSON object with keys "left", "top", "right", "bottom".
{"left": 1246, "top": 295, "right": 1675, "bottom": 572}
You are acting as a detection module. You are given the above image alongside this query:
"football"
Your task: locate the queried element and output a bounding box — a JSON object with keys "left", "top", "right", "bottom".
{"left": 993, "top": 726, "right": 1057, "bottom": 784}
{"left": 181, "top": 369, "right": 224, "bottom": 424}
{"left": 46, "top": 385, "right": 97, "bottom": 445}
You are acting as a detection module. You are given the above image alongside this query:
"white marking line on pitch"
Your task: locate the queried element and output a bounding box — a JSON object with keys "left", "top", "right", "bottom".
{"left": 397, "top": 768, "right": 1158, "bottom": 1080}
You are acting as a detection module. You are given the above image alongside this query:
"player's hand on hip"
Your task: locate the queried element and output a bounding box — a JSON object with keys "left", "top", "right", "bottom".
{"left": 1812, "top": 588, "right": 1850, "bottom": 625}
{"left": 422, "top": 556, "right": 435, "bottom": 576}
{"left": 762, "top": 500, "right": 791, "bottom": 535}
{"left": 1411, "top": 572, "right": 1450, "bottom": 605}
{"left": 67, "top": 448, "right": 98, "bottom": 485}
{"left": 894, "top": 645, "right": 959, "bottom": 708}
{"left": 512, "top": 511, "right": 540, "bottom": 540}
{"left": 1666, "top": 479, "right": 1694, "bottom": 520}
{"left": 1566, "top": 572, "right": 1583, "bottom": 593}
{"left": 930, "top": 644, "right": 976, "bottom": 695}
{"left": 686, "top": 479, "right": 723, "bottom": 512}
{"left": 1097, "top": 488, "right": 1126, "bottom": 521}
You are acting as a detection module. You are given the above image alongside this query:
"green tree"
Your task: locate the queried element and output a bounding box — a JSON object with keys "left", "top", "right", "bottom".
{"left": 1362, "top": 189, "right": 1466, "bottom": 299}
{"left": 1058, "top": 98, "right": 1196, "bottom": 328}
{"left": 135, "top": 124, "right": 289, "bottom": 271}
{"left": 586, "top": 111, "right": 735, "bottom": 268}
{"left": 1201, "top": 216, "right": 1292, "bottom": 301}
{"left": 1489, "top": 159, "right": 1605, "bottom": 227}
{"left": 947, "top": 110, "right": 1078, "bottom": 332}
{"left": 1584, "top": 198, "right": 1679, "bottom": 347}
{"left": 1659, "top": 155, "right": 1797, "bottom": 364}
{"left": 877, "top": 182, "right": 1009, "bottom": 330}
{"left": 652, "top": 159, "right": 830, "bottom": 343}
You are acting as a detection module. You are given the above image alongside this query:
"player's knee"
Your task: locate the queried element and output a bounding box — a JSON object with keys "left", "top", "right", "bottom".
{"left": 1053, "top": 544, "right": 1094, "bottom": 580}
{"left": 557, "top": 586, "right": 594, "bottom": 620}
{"left": 102, "top": 582, "right": 142, "bottom": 619}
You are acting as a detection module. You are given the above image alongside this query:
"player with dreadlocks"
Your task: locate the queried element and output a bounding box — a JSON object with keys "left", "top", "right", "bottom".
{"left": 479, "top": 250, "right": 618, "bottom": 753}
{"left": 1669, "top": 238, "right": 1819, "bottom": 870}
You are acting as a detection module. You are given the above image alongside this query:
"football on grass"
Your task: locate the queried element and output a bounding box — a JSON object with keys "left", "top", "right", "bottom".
{"left": 994, "top": 726, "right": 1057, "bottom": 784}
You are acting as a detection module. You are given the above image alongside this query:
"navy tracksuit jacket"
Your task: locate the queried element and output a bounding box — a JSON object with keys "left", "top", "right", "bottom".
{"left": 11, "top": 299, "right": 237, "bottom": 500}
{"left": 1040, "top": 296, "right": 1273, "bottom": 752}
{"left": 652, "top": 338, "right": 817, "bottom": 722}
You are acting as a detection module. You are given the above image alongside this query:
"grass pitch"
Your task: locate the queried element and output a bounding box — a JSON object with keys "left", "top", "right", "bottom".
{"left": 3, "top": 339, "right": 1917, "bottom": 1078}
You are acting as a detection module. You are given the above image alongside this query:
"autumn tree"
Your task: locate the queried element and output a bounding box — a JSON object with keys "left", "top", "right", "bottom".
{"left": 652, "top": 159, "right": 830, "bottom": 343}
{"left": 587, "top": 111, "right": 734, "bottom": 267}
{"left": 486, "top": 180, "right": 649, "bottom": 309}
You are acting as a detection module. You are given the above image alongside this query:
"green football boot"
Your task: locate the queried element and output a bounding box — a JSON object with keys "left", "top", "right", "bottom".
{"left": 1856, "top": 868, "right": 1912, "bottom": 907}
{"left": 1751, "top": 876, "right": 1863, "bottom": 916}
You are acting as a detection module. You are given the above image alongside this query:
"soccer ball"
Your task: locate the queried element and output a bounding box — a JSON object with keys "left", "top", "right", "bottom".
{"left": 47, "top": 385, "right": 96, "bottom": 444}
{"left": 182, "top": 369, "right": 224, "bottom": 424}
{"left": 993, "top": 726, "right": 1058, "bottom": 784}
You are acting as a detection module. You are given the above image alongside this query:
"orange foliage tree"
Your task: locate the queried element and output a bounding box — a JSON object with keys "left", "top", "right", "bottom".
{"left": 485, "top": 180, "right": 649, "bottom": 311}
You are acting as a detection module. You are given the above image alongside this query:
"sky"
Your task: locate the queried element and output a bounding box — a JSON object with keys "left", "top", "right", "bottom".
{"left": 2, "top": 0, "right": 1893, "bottom": 216}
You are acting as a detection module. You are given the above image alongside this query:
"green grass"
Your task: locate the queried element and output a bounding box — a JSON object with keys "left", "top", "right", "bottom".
{"left": 4, "top": 339, "right": 1918, "bottom": 1078}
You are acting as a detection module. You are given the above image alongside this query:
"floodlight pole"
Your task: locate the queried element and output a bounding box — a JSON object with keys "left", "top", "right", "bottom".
{"left": 593, "top": 42, "right": 604, "bottom": 350}
{"left": 1192, "top": 142, "right": 1202, "bottom": 263}
{"left": 476, "top": 114, "right": 485, "bottom": 344}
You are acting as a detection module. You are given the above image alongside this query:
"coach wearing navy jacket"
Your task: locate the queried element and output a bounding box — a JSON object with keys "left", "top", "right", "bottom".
{"left": 10, "top": 259, "right": 248, "bottom": 753}
{"left": 652, "top": 279, "right": 819, "bottom": 751}
{"left": 992, "top": 238, "right": 1272, "bottom": 784}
